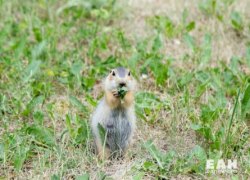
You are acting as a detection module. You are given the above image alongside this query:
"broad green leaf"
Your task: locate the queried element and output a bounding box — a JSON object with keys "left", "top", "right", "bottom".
{"left": 23, "top": 95, "right": 45, "bottom": 116}
{"left": 32, "top": 41, "right": 46, "bottom": 59}
{"left": 51, "top": 174, "right": 60, "bottom": 180}
{"left": 57, "top": 0, "right": 108, "bottom": 14}
{"left": 200, "top": 104, "right": 219, "bottom": 123}
{"left": 28, "top": 95, "right": 45, "bottom": 108}
{"left": 69, "top": 96, "right": 87, "bottom": 112}
{"left": 186, "top": 21, "right": 195, "bottom": 32}
{"left": 91, "top": 8, "right": 110, "bottom": 19}
{"left": 230, "top": 11, "right": 243, "bottom": 31}
{"left": 65, "top": 114, "right": 89, "bottom": 144}
{"left": 117, "top": 30, "right": 130, "bottom": 49}
{"left": 215, "top": 90, "right": 227, "bottom": 108}
{"left": 97, "top": 171, "right": 106, "bottom": 180}
{"left": 199, "top": 0, "right": 216, "bottom": 15}
{"left": 230, "top": 56, "right": 240, "bottom": 74}
{"left": 195, "top": 71, "right": 210, "bottom": 82}
{"left": 57, "top": 1, "right": 91, "bottom": 14}
{"left": 135, "top": 91, "right": 164, "bottom": 122}
{"left": 152, "top": 61, "right": 169, "bottom": 85}
{"left": 182, "top": 8, "right": 188, "bottom": 24}
{"left": 75, "top": 116, "right": 90, "bottom": 144}
{"left": 14, "top": 144, "right": 30, "bottom": 170}
{"left": 144, "top": 140, "right": 164, "bottom": 169}
{"left": 133, "top": 172, "right": 145, "bottom": 180}
{"left": 143, "top": 161, "right": 156, "bottom": 170}
{"left": 128, "top": 53, "right": 141, "bottom": 73}
{"left": 76, "top": 173, "right": 90, "bottom": 180}
{"left": 178, "top": 72, "right": 193, "bottom": 88}
{"left": 246, "top": 46, "right": 250, "bottom": 68}
{"left": 26, "top": 125, "right": 55, "bottom": 147}
{"left": 143, "top": 55, "right": 169, "bottom": 86}
{"left": 0, "top": 143, "right": 4, "bottom": 160}
{"left": 163, "top": 17, "right": 175, "bottom": 38}
{"left": 188, "top": 145, "right": 207, "bottom": 161}
{"left": 65, "top": 114, "right": 74, "bottom": 138}
{"left": 85, "top": 94, "right": 97, "bottom": 107}
{"left": 200, "top": 34, "right": 212, "bottom": 65}
{"left": 183, "top": 33, "right": 195, "bottom": 51}
{"left": 23, "top": 60, "right": 42, "bottom": 82}
{"left": 71, "top": 61, "right": 83, "bottom": 76}
{"left": 190, "top": 124, "right": 202, "bottom": 130}
{"left": 148, "top": 16, "right": 175, "bottom": 38}
{"left": 162, "top": 150, "right": 176, "bottom": 166}
{"left": 241, "top": 84, "right": 250, "bottom": 119}
{"left": 33, "top": 111, "right": 44, "bottom": 125}
{"left": 187, "top": 145, "right": 207, "bottom": 173}
{"left": 152, "top": 35, "right": 162, "bottom": 52}
{"left": 195, "top": 81, "right": 209, "bottom": 98}
{"left": 135, "top": 92, "right": 161, "bottom": 110}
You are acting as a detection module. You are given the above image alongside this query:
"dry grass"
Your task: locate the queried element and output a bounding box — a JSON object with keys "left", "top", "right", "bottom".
{"left": 1, "top": 0, "right": 250, "bottom": 179}
{"left": 118, "top": 0, "right": 250, "bottom": 69}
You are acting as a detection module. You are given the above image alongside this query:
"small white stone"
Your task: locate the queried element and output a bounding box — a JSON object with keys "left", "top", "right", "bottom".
{"left": 174, "top": 39, "right": 181, "bottom": 45}
{"left": 141, "top": 74, "right": 148, "bottom": 79}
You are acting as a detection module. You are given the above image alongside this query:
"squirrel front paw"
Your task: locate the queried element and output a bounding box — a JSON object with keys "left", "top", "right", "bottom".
{"left": 112, "top": 89, "right": 119, "bottom": 98}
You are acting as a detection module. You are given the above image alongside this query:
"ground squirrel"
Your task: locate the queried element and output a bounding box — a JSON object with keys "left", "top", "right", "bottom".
{"left": 91, "top": 67, "right": 137, "bottom": 159}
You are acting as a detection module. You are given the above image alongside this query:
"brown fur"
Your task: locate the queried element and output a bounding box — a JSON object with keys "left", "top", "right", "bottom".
{"left": 122, "top": 91, "right": 134, "bottom": 108}
{"left": 105, "top": 90, "right": 134, "bottom": 109}
{"left": 105, "top": 91, "right": 120, "bottom": 109}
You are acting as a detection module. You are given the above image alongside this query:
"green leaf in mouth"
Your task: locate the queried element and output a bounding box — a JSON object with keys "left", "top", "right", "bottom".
{"left": 118, "top": 86, "right": 128, "bottom": 99}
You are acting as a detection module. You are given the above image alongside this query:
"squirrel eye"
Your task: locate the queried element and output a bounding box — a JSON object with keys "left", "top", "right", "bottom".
{"left": 128, "top": 71, "right": 131, "bottom": 76}
{"left": 112, "top": 71, "right": 116, "bottom": 76}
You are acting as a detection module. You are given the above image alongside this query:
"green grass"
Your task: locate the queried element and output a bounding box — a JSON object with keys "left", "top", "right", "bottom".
{"left": 0, "top": 0, "right": 250, "bottom": 179}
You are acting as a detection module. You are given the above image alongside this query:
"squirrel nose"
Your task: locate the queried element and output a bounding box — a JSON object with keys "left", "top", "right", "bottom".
{"left": 119, "top": 82, "right": 126, "bottom": 87}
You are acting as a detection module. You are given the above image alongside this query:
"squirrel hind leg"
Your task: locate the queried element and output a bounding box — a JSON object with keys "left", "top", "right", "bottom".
{"left": 95, "top": 138, "right": 110, "bottom": 160}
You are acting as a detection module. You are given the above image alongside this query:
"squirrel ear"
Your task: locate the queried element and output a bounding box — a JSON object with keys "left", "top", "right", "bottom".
{"left": 128, "top": 71, "right": 131, "bottom": 76}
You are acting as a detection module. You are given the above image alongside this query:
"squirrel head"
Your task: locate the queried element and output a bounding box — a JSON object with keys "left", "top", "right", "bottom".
{"left": 103, "top": 67, "right": 136, "bottom": 92}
